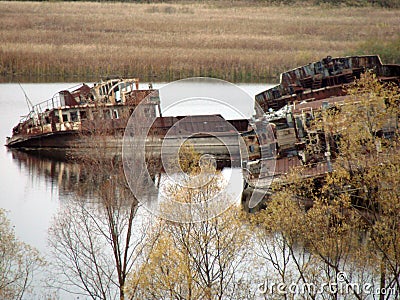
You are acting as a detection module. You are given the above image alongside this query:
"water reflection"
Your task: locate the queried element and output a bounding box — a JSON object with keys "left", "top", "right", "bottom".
{"left": 8, "top": 148, "right": 243, "bottom": 205}
{"left": 10, "top": 149, "right": 97, "bottom": 199}
{"left": 9, "top": 148, "right": 151, "bottom": 298}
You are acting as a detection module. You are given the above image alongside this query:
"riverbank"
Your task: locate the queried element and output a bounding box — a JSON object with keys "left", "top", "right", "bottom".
{"left": 1, "top": 1, "right": 399, "bottom": 83}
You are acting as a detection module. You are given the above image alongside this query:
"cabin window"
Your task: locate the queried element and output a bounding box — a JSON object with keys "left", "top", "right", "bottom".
{"left": 113, "top": 109, "right": 119, "bottom": 119}
{"left": 70, "top": 111, "right": 79, "bottom": 122}
{"left": 249, "top": 145, "right": 255, "bottom": 153}
{"left": 62, "top": 114, "right": 69, "bottom": 122}
{"left": 45, "top": 116, "right": 50, "bottom": 124}
{"left": 104, "top": 109, "right": 112, "bottom": 119}
{"left": 80, "top": 111, "right": 87, "bottom": 120}
{"left": 115, "top": 89, "right": 121, "bottom": 103}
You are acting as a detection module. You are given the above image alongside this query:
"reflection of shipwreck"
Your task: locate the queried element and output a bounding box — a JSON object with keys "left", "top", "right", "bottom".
{"left": 242, "top": 55, "right": 400, "bottom": 211}
{"left": 8, "top": 149, "right": 132, "bottom": 201}
{"left": 9, "top": 149, "right": 90, "bottom": 198}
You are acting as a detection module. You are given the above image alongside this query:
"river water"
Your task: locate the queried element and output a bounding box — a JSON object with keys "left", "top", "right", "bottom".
{"left": 0, "top": 81, "right": 274, "bottom": 299}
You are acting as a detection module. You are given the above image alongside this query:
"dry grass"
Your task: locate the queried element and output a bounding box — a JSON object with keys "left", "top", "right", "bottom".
{"left": 0, "top": 1, "right": 399, "bottom": 82}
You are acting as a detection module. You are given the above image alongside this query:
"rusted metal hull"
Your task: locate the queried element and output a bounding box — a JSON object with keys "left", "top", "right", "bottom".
{"left": 7, "top": 123, "right": 246, "bottom": 167}
{"left": 6, "top": 131, "right": 79, "bottom": 149}
{"left": 7, "top": 113, "right": 248, "bottom": 166}
{"left": 242, "top": 55, "right": 400, "bottom": 212}
{"left": 256, "top": 55, "right": 400, "bottom": 112}
{"left": 6, "top": 78, "right": 250, "bottom": 166}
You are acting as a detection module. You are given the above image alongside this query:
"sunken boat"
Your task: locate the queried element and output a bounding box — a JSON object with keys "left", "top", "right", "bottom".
{"left": 256, "top": 55, "right": 400, "bottom": 112}
{"left": 241, "top": 55, "right": 400, "bottom": 211}
{"left": 6, "top": 78, "right": 160, "bottom": 153}
{"left": 251, "top": 55, "right": 400, "bottom": 169}
{"left": 5, "top": 78, "right": 250, "bottom": 164}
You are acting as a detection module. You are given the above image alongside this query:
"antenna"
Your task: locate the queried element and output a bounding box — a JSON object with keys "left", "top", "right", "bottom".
{"left": 18, "top": 82, "right": 33, "bottom": 112}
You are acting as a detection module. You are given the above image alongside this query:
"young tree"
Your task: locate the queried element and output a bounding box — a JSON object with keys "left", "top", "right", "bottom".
{"left": 252, "top": 72, "right": 400, "bottom": 299}
{"left": 48, "top": 112, "right": 159, "bottom": 300}
{"left": 48, "top": 159, "right": 153, "bottom": 300}
{"left": 327, "top": 72, "right": 400, "bottom": 298}
{"left": 127, "top": 163, "right": 253, "bottom": 300}
{"left": 0, "top": 209, "right": 44, "bottom": 299}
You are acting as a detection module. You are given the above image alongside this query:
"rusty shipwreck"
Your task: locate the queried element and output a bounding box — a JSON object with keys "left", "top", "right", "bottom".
{"left": 5, "top": 78, "right": 250, "bottom": 165}
{"left": 241, "top": 55, "right": 400, "bottom": 211}
{"left": 6, "top": 78, "right": 159, "bottom": 149}
{"left": 5, "top": 55, "right": 400, "bottom": 204}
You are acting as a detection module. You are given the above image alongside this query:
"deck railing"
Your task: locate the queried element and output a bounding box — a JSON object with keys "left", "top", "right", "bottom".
{"left": 20, "top": 94, "right": 63, "bottom": 123}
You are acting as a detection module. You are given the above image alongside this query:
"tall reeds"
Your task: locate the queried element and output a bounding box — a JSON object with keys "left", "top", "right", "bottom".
{"left": 0, "top": 1, "right": 399, "bottom": 83}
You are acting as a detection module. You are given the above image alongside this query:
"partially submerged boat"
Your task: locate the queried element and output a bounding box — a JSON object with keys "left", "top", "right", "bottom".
{"left": 241, "top": 55, "right": 400, "bottom": 211}
{"left": 256, "top": 55, "right": 400, "bottom": 113}
{"left": 6, "top": 55, "right": 400, "bottom": 208}
{"left": 245, "top": 55, "right": 400, "bottom": 171}
{"left": 5, "top": 78, "right": 250, "bottom": 164}
{"left": 6, "top": 78, "right": 163, "bottom": 151}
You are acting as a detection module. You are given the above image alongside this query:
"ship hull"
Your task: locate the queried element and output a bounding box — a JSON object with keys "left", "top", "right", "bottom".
{"left": 6, "top": 131, "right": 79, "bottom": 149}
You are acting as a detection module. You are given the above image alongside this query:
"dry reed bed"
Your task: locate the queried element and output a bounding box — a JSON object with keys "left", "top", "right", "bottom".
{"left": 0, "top": 1, "right": 399, "bottom": 82}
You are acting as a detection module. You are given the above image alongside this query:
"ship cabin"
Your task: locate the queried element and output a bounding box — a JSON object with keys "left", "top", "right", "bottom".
{"left": 7, "top": 78, "right": 160, "bottom": 148}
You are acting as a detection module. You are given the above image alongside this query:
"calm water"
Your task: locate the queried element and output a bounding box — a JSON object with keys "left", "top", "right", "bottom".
{"left": 0, "top": 81, "right": 273, "bottom": 298}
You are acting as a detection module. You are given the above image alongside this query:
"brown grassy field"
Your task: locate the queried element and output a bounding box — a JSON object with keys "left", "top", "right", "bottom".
{"left": 0, "top": 1, "right": 399, "bottom": 82}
